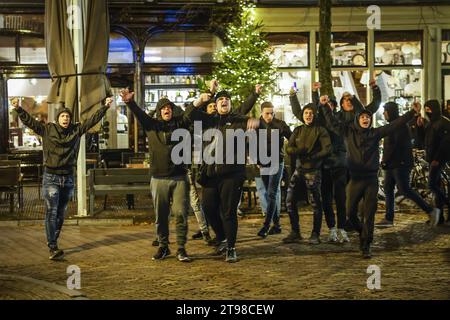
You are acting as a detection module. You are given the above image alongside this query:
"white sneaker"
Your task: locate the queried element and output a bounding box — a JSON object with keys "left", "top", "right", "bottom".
{"left": 429, "top": 208, "right": 440, "bottom": 227}
{"left": 338, "top": 229, "right": 350, "bottom": 243}
{"left": 328, "top": 228, "right": 338, "bottom": 243}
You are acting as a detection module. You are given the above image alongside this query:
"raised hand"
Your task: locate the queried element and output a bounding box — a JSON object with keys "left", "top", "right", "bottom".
{"left": 105, "top": 97, "right": 114, "bottom": 108}
{"left": 369, "top": 79, "right": 377, "bottom": 88}
{"left": 289, "top": 87, "right": 297, "bottom": 96}
{"left": 412, "top": 101, "right": 422, "bottom": 114}
{"left": 209, "top": 79, "right": 218, "bottom": 93}
{"left": 193, "top": 92, "right": 212, "bottom": 107}
{"left": 120, "top": 89, "right": 134, "bottom": 103}
{"left": 255, "top": 84, "right": 263, "bottom": 95}
{"left": 312, "top": 82, "right": 321, "bottom": 92}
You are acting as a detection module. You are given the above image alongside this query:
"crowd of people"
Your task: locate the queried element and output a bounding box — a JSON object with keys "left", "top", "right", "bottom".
{"left": 13, "top": 78, "right": 450, "bottom": 262}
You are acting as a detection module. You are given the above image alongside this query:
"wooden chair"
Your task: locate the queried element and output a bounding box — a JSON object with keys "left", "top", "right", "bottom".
{"left": 0, "top": 160, "right": 23, "bottom": 214}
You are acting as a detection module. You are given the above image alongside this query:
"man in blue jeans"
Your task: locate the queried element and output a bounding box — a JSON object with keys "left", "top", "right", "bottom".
{"left": 14, "top": 98, "right": 111, "bottom": 260}
{"left": 377, "top": 102, "right": 440, "bottom": 227}
{"left": 256, "top": 102, "right": 291, "bottom": 238}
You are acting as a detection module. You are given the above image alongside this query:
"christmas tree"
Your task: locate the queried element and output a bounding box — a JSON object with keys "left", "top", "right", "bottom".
{"left": 212, "top": 0, "right": 277, "bottom": 115}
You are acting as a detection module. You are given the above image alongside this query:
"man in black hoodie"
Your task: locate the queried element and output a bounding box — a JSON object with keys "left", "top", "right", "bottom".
{"left": 378, "top": 102, "right": 440, "bottom": 227}
{"left": 418, "top": 100, "right": 450, "bottom": 224}
{"left": 321, "top": 97, "right": 421, "bottom": 258}
{"left": 121, "top": 89, "right": 194, "bottom": 262}
{"left": 283, "top": 103, "right": 332, "bottom": 244}
{"left": 188, "top": 90, "right": 259, "bottom": 263}
{"left": 14, "top": 98, "right": 111, "bottom": 260}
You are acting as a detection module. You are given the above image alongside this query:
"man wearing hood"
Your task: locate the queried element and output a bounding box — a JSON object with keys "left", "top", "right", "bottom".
{"left": 321, "top": 97, "right": 421, "bottom": 258}
{"left": 283, "top": 102, "right": 332, "bottom": 245}
{"left": 14, "top": 98, "right": 111, "bottom": 260}
{"left": 378, "top": 102, "right": 440, "bottom": 227}
{"left": 121, "top": 89, "right": 194, "bottom": 262}
{"left": 189, "top": 90, "right": 260, "bottom": 263}
{"left": 418, "top": 99, "right": 450, "bottom": 225}
{"left": 296, "top": 82, "right": 350, "bottom": 243}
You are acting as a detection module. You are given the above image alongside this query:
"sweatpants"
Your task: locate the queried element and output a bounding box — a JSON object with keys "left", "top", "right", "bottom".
{"left": 321, "top": 166, "right": 347, "bottom": 229}
{"left": 201, "top": 174, "right": 245, "bottom": 248}
{"left": 150, "top": 175, "right": 189, "bottom": 248}
{"left": 346, "top": 176, "right": 378, "bottom": 249}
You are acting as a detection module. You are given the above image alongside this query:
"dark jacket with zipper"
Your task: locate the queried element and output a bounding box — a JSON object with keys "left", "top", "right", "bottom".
{"left": 17, "top": 106, "right": 108, "bottom": 175}
{"left": 187, "top": 108, "right": 250, "bottom": 179}
{"left": 322, "top": 106, "right": 416, "bottom": 178}
{"left": 296, "top": 91, "right": 347, "bottom": 168}
{"left": 419, "top": 100, "right": 450, "bottom": 164}
{"left": 258, "top": 117, "right": 292, "bottom": 167}
{"left": 286, "top": 105, "right": 332, "bottom": 172}
{"left": 381, "top": 102, "right": 414, "bottom": 170}
{"left": 127, "top": 100, "right": 193, "bottom": 178}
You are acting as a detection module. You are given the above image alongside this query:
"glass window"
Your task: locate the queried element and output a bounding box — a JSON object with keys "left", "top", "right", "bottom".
{"left": 316, "top": 70, "right": 369, "bottom": 106}
{"left": 267, "top": 33, "right": 309, "bottom": 68}
{"left": 269, "top": 71, "right": 311, "bottom": 127}
{"left": 7, "top": 78, "right": 52, "bottom": 149}
{"left": 20, "top": 35, "right": 46, "bottom": 64}
{"left": 374, "top": 69, "right": 423, "bottom": 126}
{"left": 0, "top": 35, "right": 16, "bottom": 62}
{"left": 108, "top": 32, "right": 134, "bottom": 64}
{"left": 316, "top": 32, "right": 367, "bottom": 67}
{"left": 442, "top": 30, "right": 450, "bottom": 65}
{"left": 375, "top": 31, "right": 422, "bottom": 66}
{"left": 144, "top": 32, "right": 223, "bottom": 63}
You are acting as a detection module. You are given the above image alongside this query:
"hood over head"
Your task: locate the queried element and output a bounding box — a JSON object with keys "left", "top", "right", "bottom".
{"left": 424, "top": 99, "right": 442, "bottom": 122}
{"left": 383, "top": 102, "right": 399, "bottom": 122}
{"left": 355, "top": 109, "right": 373, "bottom": 129}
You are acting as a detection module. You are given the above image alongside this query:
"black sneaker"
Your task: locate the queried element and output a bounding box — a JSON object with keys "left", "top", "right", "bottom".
{"left": 152, "top": 247, "right": 171, "bottom": 260}
{"left": 192, "top": 230, "right": 203, "bottom": 240}
{"left": 282, "top": 231, "right": 302, "bottom": 243}
{"left": 225, "top": 247, "right": 238, "bottom": 263}
{"left": 213, "top": 240, "right": 228, "bottom": 256}
{"left": 202, "top": 231, "right": 212, "bottom": 244}
{"left": 152, "top": 238, "right": 159, "bottom": 247}
{"left": 268, "top": 225, "right": 282, "bottom": 235}
{"left": 362, "top": 247, "right": 372, "bottom": 259}
{"left": 257, "top": 226, "right": 269, "bottom": 238}
{"left": 49, "top": 248, "right": 65, "bottom": 261}
{"left": 176, "top": 248, "right": 192, "bottom": 262}
{"left": 308, "top": 232, "right": 321, "bottom": 245}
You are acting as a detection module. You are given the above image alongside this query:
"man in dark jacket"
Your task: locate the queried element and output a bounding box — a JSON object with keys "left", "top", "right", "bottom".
{"left": 121, "top": 89, "right": 194, "bottom": 262}
{"left": 15, "top": 98, "right": 111, "bottom": 260}
{"left": 189, "top": 90, "right": 259, "bottom": 263}
{"left": 307, "top": 83, "right": 350, "bottom": 243}
{"left": 418, "top": 100, "right": 450, "bottom": 224}
{"left": 282, "top": 103, "right": 332, "bottom": 245}
{"left": 256, "top": 101, "right": 292, "bottom": 238}
{"left": 322, "top": 98, "right": 421, "bottom": 258}
{"left": 377, "top": 102, "right": 440, "bottom": 227}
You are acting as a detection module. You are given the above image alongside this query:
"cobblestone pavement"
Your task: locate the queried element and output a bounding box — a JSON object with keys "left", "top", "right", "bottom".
{"left": 0, "top": 212, "right": 449, "bottom": 300}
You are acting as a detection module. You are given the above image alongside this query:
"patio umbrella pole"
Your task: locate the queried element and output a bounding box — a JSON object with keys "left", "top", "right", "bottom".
{"left": 73, "top": 0, "right": 88, "bottom": 216}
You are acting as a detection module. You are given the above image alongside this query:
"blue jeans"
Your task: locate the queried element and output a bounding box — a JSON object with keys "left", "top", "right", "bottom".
{"left": 42, "top": 172, "right": 74, "bottom": 250}
{"left": 255, "top": 175, "right": 281, "bottom": 225}
{"left": 259, "top": 163, "right": 284, "bottom": 228}
{"left": 384, "top": 167, "right": 432, "bottom": 221}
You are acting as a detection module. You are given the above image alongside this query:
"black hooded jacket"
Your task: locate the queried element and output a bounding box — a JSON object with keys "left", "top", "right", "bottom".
{"left": 287, "top": 104, "right": 332, "bottom": 172}
{"left": 17, "top": 105, "right": 108, "bottom": 175}
{"left": 420, "top": 100, "right": 450, "bottom": 163}
{"left": 381, "top": 102, "right": 414, "bottom": 169}
{"left": 322, "top": 105, "right": 416, "bottom": 178}
{"left": 335, "top": 86, "right": 382, "bottom": 124}
{"left": 258, "top": 117, "right": 292, "bottom": 166}
{"left": 126, "top": 100, "right": 193, "bottom": 178}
